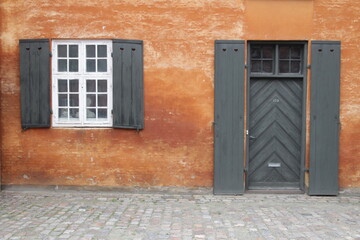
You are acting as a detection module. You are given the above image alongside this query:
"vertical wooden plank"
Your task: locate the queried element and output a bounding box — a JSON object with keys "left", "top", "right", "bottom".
{"left": 121, "top": 45, "right": 132, "bottom": 126}
{"left": 19, "top": 39, "right": 50, "bottom": 129}
{"left": 29, "top": 43, "right": 40, "bottom": 124}
{"left": 309, "top": 41, "right": 341, "bottom": 196}
{"left": 20, "top": 41, "right": 31, "bottom": 126}
{"left": 131, "top": 43, "right": 144, "bottom": 129}
{"left": 38, "top": 41, "right": 51, "bottom": 125}
{"left": 214, "top": 40, "right": 245, "bottom": 195}
{"left": 112, "top": 41, "right": 123, "bottom": 128}
{"left": 112, "top": 39, "right": 144, "bottom": 129}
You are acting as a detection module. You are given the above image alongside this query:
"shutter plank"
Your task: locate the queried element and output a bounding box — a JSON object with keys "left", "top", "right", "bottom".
{"left": 20, "top": 41, "right": 31, "bottom": 125}
{"left": 309, "top": 41, "right": 341, "bottom": 196}
{"left": 214, "top": 40, "right": 245, "bottom": 195}
{"left": 38, "top": 41, "right": 51, "bottom": 125}
{"left": 122, "top": 46, "right": 132, "bottom": 126}
{"left": 113, "top": 40, "right": 144, "bottom": 129}
{"left": 19, "top": 39, "right": 50, "bottom": 129}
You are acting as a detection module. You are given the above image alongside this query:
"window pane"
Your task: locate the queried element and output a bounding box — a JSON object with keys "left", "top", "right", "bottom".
{"left": 98, "top": 80, "right": 107, "bottom": 92}
{"left": 86, "top": 80, "right": 96, "bottom": 92}
{"left": 279, "top": 60, "right": 290, "bottom": 73}
{"left": 69, "top": 45, "right": 78, "bottom": 57}
{"left": 98, "top": 59, "right": 107, "bottom": 72}
{"left": 86, "top": 45, "right": 95, "bottom": 57}
{"left": 98, "top": 109, "right": 107, "bottom": 119}
{"left": 263, "top": 60, "right": 273, "bottom": 73}
{"left": 98, "top": 94, "right": 107, "bottom": 107}
{"left": 58, "top": 59, "right": 67, "bottom": 72}
{"left": 58, "top": 79, "right": 67, "bottom": 92}
{"left": 69, "top": 59, "right": 78, "bottom": 72}
{"left": 251, "top": 60, "right": 261, "bottom": 72}
{"left": 70, "top": 94, "right": 79, "bottom": 106}
{"left": 70, "top": 108, "right": 79, "bottom": 119}
{"left": 59, "top": 108, "right": 68, "bottom": 119}
{"left": 97, "top": 45, "right": 107, "bottom": 57}
{"left": 251, "top": 47, "right": 261, "bottom": 59}
{"left": 279, "top": 46, "right": 290, "bottom": 59}
{"left": 87, "top": 109, "right": 96, "bottom": 119}
{"left": 86, "top": 60, "right": 96, "bottom": 72}
{"left": 69, "top": 79, "right": 79, "bottom": 92}
{"left": 291, "top": 61, "right": 301, "bottom": 73}
{"left": 86, "top": 94, "right": 96, "bottom": 107}
{"left": 262, "top": 46, "right": 273, "bottom": 59}
{"left": 58, "top": 45, "right": 67, "bottom": 57}
{"left": 291, "top": 47, "right": 301, "bottom": 59}
{"left": 58, "top": 94, "right": 68, "bottom": 106}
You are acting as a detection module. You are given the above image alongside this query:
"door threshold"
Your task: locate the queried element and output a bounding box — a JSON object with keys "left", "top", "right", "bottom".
{"left": 246, "top": 189, "right": 304, "bottom": 194}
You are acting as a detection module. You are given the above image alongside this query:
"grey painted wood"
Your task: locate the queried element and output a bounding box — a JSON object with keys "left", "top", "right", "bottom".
{"left": 309, "top": 41, "right": 341, "bottom": 196}
{"left": 19, "top": 39, "right": 50, "bottom": 129}
{"left": 248, "top": 79, "right": 303, "bottom": 189}
{"left": 112, "top": 40, "right": 144, "bottom": 129}
{"left": 214, "top": 40, "right": 245, "bottom": 195}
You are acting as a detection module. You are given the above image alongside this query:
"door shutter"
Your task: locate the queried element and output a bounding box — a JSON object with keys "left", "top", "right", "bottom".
{"left": 112, "top": 39, "right": 144, "bottom": 130}
{"left": 214, "top": 40, "right": 245, "bottom": 194}
{"left": 19, "top": 39, "right": 50, "bottom": 129}
{"left": 309, "top": 41, "right": 341, "bottom": 196}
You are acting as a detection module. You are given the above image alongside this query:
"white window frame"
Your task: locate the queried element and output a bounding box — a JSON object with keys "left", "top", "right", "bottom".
{"left": 52, "top": 40, "right": 113, "bottom": 127}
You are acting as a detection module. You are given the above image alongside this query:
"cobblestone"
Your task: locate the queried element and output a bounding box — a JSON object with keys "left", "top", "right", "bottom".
{"left": 0, "top": 190, "right": 360, "bottom": 239}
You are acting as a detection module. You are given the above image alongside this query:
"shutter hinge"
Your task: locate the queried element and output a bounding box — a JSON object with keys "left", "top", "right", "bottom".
{"left": 307, "top": 64, "right": 311, "bottom": 69}
{"left": 111, "top": 109, "right": 113, "bottom": 115}
{"left": 50, "top": 109, "right": 53, "bottom": 114}
{"left": 304, "top": 168, "right": 310, "bottom": 172}
{"left": 49, "top": 52, "right": 52, "bottom": 57}
{"left": 244, "top": 64, "right": 248, "bottom": 69}
{"left": 111, "top": 52, "right": 113, "bottom": 57}
{"left": 244, "top": 168, "right": 248, "bottom": 173}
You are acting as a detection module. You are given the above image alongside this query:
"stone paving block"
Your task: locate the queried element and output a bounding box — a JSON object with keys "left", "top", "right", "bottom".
{"left": 0, "top": 191, "right": 360, "bottom": 239}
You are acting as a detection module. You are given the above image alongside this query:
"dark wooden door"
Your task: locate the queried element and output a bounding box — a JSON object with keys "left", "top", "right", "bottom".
{"left": 248, "top": 78, "right": 303, "bottom": 189}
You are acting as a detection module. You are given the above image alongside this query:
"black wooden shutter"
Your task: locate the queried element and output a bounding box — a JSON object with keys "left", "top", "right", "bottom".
{"left": 112, "top": 39, "right": 144, "bottom": 129}
{"left": 19, "top": 39, "right": 50, "bottom": 129}
{"left": 214, "top": 40, "right": 245, "bottom": 195}
{"left": 309, "top": 41, "right": 341, "bottom": 196}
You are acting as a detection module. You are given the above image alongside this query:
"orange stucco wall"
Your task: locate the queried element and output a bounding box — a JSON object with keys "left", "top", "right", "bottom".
{"left": 0, "top": 0, "right": 359, "bottom": 188}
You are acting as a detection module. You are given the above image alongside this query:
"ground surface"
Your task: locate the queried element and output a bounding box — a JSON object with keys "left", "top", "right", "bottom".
{"left": 0, "top": 190, "right": 360, "bottom": 239}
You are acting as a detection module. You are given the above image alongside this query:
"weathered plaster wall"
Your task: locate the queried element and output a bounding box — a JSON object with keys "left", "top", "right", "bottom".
{"left": 0, "top": 0, "right": 359, "bottom": 188}
{"left": 311, "top": 0, "right": 360, "bottom": 188}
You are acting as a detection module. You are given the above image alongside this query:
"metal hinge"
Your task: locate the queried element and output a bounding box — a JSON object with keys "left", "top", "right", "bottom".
{"left": 244, "top": 64, "right": 248, "bottom": 69}
{"left": 244, "top": 168, "right": 248, "bottom": 173}
{"left": 304, "top": 168, "right": 310, "bottom": 172}
{"left": 111, "top": 52, "right": 113, "bottom": 57}
{"left": 50, "top": 109, "right": 53, "bottom": 114}
{"left": 307, "top": 64, "right": 311, "bottom": 69}
{"left": 49, "top": 52, "right": 52, "bottom": 57}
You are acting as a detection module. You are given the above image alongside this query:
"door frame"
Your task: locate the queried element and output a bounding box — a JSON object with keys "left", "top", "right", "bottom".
{"left": 245, "top": 41, "right": 308, "bottom": 191}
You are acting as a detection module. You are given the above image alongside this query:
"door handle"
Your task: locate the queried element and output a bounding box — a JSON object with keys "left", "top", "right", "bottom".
{"left": 249, "top": 135, "right": 257, "bottom": 140}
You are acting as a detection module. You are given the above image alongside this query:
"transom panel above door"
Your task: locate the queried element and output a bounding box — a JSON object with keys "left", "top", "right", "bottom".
{"left": 247, "top": 42, "right": 307, "bottom": 190}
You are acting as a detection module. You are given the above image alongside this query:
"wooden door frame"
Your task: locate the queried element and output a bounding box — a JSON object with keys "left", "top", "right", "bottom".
{"left": 245, "top": 41, "right": 308, "bottom": 191}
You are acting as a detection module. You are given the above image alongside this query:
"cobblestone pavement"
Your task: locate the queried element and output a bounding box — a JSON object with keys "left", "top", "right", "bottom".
{"left": 0, "top": 190, "right": 360, "bottom": 240}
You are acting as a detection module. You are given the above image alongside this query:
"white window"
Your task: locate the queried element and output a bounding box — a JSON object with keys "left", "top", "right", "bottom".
{"left": 52, "top": 40, "right": 113, "bottom": 127}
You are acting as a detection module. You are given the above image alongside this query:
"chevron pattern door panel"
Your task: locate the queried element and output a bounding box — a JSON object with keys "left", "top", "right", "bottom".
{"left": 248, "top": 79, "right": 303, "bottom": 189}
